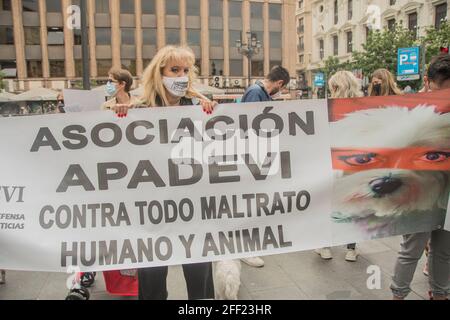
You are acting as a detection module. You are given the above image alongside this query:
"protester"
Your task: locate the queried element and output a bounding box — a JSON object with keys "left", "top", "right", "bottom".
{"left": 368, "top": 68, "right": 403, "bottom": 96}
{"left": 241, "top": 65, "right": 290, "bottom": 103}
{"left": 235, "top": 65, "right": 290, "bottom": 268}
{"left": 390, "top": 54, "right": 450, "bottom": 300}
{"left": 115, "top": 45, "right": 216, "bottom": 300}
{"left": 101, "top": 68, "right": 141, "bottom": 112}
{"left": 315, "top": 71, "right": 363, "bottom": 262}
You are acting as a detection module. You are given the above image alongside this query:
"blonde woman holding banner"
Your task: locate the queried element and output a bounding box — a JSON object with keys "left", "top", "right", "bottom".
{"left": 315, "top": 71, "right": 363, "bottom": 262}
{"left": 132, "top": 45, "right": 216, "bottom": 300}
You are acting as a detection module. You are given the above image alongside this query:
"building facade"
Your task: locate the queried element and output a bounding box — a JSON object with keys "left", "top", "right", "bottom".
{"left": 0, "top": 0, "right": 297, "bottom": 92}
{"left": 295, "top": 0, "right": 313, "bottom": 93}
{"left": 297, "top": 0, "right": 449, "bottom": 92}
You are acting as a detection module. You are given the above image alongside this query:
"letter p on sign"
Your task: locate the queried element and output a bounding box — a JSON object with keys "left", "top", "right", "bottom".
{"left": 399, "top": 54, "right": 408, "bottom": 65}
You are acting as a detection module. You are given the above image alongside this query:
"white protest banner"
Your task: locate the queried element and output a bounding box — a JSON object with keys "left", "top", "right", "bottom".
{"left": 0, "top": 100, "right": 334, "bottom": 272}
{"left": 63, "top": 89, "right": 106, "bottom": 112}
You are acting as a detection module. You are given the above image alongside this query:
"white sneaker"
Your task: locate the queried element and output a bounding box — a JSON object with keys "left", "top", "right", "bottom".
{"left": 241, "top": 256, "right": 265, "bottom": 268}
{"left": 345, "top": 249, "right": 358, "bottom": 262}
{"left": 315, "top": 247, "right": 333, "bottom": 260}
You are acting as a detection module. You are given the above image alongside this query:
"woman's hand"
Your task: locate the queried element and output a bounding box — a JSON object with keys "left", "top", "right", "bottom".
{"left": 112, "top": 103, "right": 133, "bottom": 118}
{"left": 200, "top": 100, "right": 218, "bottom": 115}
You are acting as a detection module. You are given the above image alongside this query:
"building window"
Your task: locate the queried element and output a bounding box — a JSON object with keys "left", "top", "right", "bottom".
{"left": 229, "top": 59, "right": 243, "bottom": 76}
{"left": 299, "top": 18, "right": 304, "bottom": 33}
{"left": 334, "top": 0, "right": 338, "bottom": 24}
{"left": 333, "top": 35, "right": 338, "bottom": 56}
{"left": 270, "top": 32, "right": 282, "bottom": 48}
{"left": 22, "top": 0, "right": 38, "bottom": 12}
{"left": 187, "top": 29, "right": 201, "bottom": 46}
{"left": 120, "top": 0, "right": 134, "bottom": 14}
{"left": 143, "top": 59, "right": 152, "bottom": 69}
{"left": 210, "top": 29, "right": 223, "bottom": 47}
{"left": 121, "top": 59, "right": 136, "bottom": 75}
{"left": 27, "top": 60, "right": 43, "bottom": 78}
{"left": 348, "top": 0, "right": 353, "bottom": 20}
{"left": 270, "top": 60, "right": 282, "bottom": 70}
{"left": 96, "top": 28, "right": 111, "bottom": 45}
{"left": 186, "top": 0, "right": 200, "bottom": 16}
{"left": 269, "top": 4, "right": 282, "bottom": 20}
{"left": 24, "top": 27, "right": 41, "bottom": 45}
{"left": 121, "top": 28, "right": 135, "bottom": 45}
{"left": 195, "top": 59, "right": 201, "bottom": 75}
{"left": 435, "top": 3, "right": 447, "bottom": 29}
{"left": 97, "top": 59, "right": 112, "bottom": 77}
{"left": 0, "top": 26, "right": 14, "bottom": 45}
{"left": 210, "top": 60, "right": 223, "bottom": 76}
{"left": 229, "top": 1, "right": 241, "bottom": 18}
{"left": 346, "top": 31, "right": 353, "bottom": 53}
{"left": 166, "top": 29, "right": 180, "bottom": 45}
{"left": 387, "top": 18, "right": 396, "bottom": 31}
{"left": 251, "top": 2, "right": 263, "bottom": 19}
{"left": 390, "top": 0, "right": 396, "bottom": 6}
{"left": 230, "top": 30, "right": 242, "bottom": 47}
{"left": 74, "top": 29, "right": 82, "bottom": 45}
{"left": 1, "top": 0, "right": 12, "bottom": 11}
{"left": 319, "top": 39, "right": 324, "bottom": 59}
{"left": 142, "top": 0, "right": 155, "bottom": 14}
{"left": 298, "top": 37, "right": 304, "bottom": 52}
{"left": 49, "top": 60, "right": 65, "bottom": 77}
{"left": 251, "top": 61, "right": 264, "bottom": 77}
{"left": 48, "top": 27, "right": 64, "bottom": 45}
{"left": 298, "top": 0, "right": 303, "bottom": 9}
{"left": 46, "top": 0, "right": 61, "bottom": 12}
{"left": 75, "top": 60, "right": 83, "bottom": 77}
{"left": 166, "top": 0, "right": 179, "bottom": 15}
{"left": 299, "top": 54, "right": 304, "bottom": 64}
{"left": 408, "top": 12, "right": 417, "bottom": 38}
{"left": 209, "top": 0, "right": 223, "bottom": 17}
{"left": 95, "top": 0, "right": 109, "bottom": 13}
{"left": 143, "top": 28, "right": 157, "bottom": 45}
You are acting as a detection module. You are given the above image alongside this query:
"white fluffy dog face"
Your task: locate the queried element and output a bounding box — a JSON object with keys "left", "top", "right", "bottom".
{"left": 331, "top": 106, "right": 450, "bottom": 233}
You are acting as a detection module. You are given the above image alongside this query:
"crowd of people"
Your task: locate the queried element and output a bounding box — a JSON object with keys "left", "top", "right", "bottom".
{"left": 54, "top": 45, "right": 450, "bottom": 300}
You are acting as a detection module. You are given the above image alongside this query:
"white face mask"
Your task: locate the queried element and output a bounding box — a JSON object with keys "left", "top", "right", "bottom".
{"left": 163, "top": 76, "right": 189, "bottom": 97}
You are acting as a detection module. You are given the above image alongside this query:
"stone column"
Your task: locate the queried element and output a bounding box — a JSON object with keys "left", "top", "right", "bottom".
{"left": 223, "top": 0, "right": 230, "bottom": 76}
{"left": 109, "top": 0, "right": 121, "bottom": 68}
{"left": 156, "top": 0, "right": 165, "bottom": 49}
{"left": 38, "top": 0, "right": 50, "bottom": 79}
{"left": 11, "top": 0, "right": 27, "bottom": 79}
{"left": 88, "top": 0, "right": 97, "bottom": 77}
{"left": 180, "top": 0, "right": 187, "bottom": 46}
{"left": 62, "top": 0, "right": 75, "bottom": 78}
{"left": 263, "top": 0, "right": 270, "bottom": 75}
{"left": 135, "top": 0, "right": 143, "bottom": 76}
{"left": 242, "top": 0, "right": 250, "bottom": 81}
{"left": 200, "top": 0, "right": 209, "bottom": 77}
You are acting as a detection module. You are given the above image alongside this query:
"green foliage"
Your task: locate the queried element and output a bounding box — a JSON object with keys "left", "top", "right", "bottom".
{"left": 320, "top": 56, "right": 352, "bottom": 80}
{"left": 423, "top": 21, "right": 450, "bottom": 64}
{"left": 71, "top": 79, "right": 99, "bottom": 89}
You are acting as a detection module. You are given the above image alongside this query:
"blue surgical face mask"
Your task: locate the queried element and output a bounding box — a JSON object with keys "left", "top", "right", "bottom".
{"left": 106, "top": 81, "right": 117, "bottom": 96}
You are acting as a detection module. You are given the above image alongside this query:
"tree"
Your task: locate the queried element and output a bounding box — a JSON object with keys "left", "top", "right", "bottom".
{"left": 320, "top": 56, "right": 352, "bottom": 80}
{"left": 422, "top": 21, "right": 450, "bottom": 64}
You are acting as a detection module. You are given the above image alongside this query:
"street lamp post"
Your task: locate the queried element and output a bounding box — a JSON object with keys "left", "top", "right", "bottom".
{"left": 236, "top": 31, "right": 262, "bottom": 87}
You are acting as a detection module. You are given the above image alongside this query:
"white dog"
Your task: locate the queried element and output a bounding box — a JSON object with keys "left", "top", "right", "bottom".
{"left": 214, "top": 259, "right": 241, "bottom": 300}
{"left": 331, "top": 106, "right": 450, "bottom": 236}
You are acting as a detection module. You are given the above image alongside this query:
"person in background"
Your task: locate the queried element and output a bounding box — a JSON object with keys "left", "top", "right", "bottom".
{"left": 237, "top": 65, "right": 290, "bottom": 268}
{"left": 241, "top": 65, "right": 290, "bottom": 103}
{"left": 114, "top": 45, "right": 216, "bottom": 300}
{"left": 390, "top": 54, "right": 450, "bottom": 301}
{"left": 315, "top": 71, "right": 364, "bottom": 262}
{"left": 56, "top": 92, "right": 65, "bottom": 113}
{"left": 101, "top": 68, "right": 141, "bottom": 113}
{"left": 368, "top": 68, "right": 403, "bottom": 96}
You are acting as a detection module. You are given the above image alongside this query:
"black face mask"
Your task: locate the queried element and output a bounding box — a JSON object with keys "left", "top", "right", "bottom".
{"left": 372, "top": 83, "right": 382, "bottom": 96}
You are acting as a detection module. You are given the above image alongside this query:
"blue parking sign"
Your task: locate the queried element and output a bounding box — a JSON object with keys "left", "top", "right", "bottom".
{"left": 314, "top": 73, "right": 325, "bottom": 87}
{"left": 397, "top": 47, "right": 420, "bottom": 81}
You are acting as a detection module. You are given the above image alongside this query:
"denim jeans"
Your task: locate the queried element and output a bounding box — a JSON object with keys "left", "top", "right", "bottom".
{"left": 390, "top": 229, "right": 450, "bottom": 298}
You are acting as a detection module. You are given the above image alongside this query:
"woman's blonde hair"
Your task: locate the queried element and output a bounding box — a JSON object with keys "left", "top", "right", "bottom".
{"left": 368, "top": 68, "right": 403, "bottom": 96}
{"left": 141, "top": 45, "right": 201, "bottom": 106}
{"left": 328, "top": 71, "right": 364, "bottom": 98}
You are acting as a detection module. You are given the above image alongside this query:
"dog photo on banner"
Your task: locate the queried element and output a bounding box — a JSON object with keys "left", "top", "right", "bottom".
{"left": 329, "top": 90, "right": 450, "bottom": 243}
